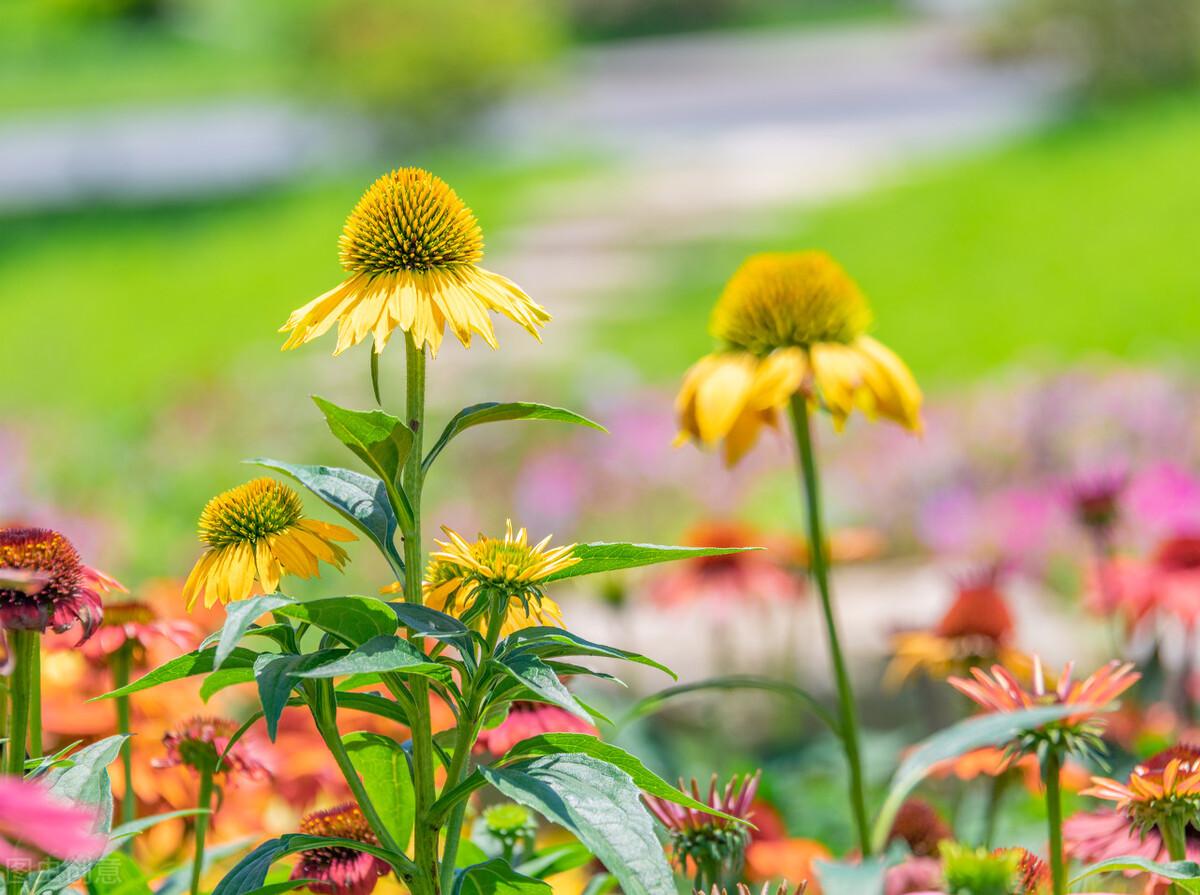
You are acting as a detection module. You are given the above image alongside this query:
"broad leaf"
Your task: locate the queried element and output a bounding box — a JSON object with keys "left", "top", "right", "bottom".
{"left": 871, "top": 703, "right": 1096, "bottom": 853}
{"left": 206, "top": 595, "right": 297, "bottom": 670}
{"left": 545, "top": 542, "right": 759, "bottom": 582}
{"left": 297, "top": 635, "right": 451, "bottom": 685}
{"left": 96, "top": 647, "right": 258, "bottom": 700}
{"left": 336, "top": 691, "right": 412, "bottom": 727}
{"left": 503, "top": 628, "right": 673, "bottom": 678}
{"left": 453, "top": 859, "right": 552, "bottom": 895}
{"left": 343, "top": 732, "right": 415, "bottom": 851}
{"left": 494, "top": 654, "right": 593, "bottom": 724}
{"left": 313, "top": 396, "right": 413, "bottom": 488}
{"left": 424, "top": 402, "right": 605, "bottom": 472}
{"left": 250, "top": 458, "right": 405, "bottom": 571}
{"left": 481, "top": 754, "right": 676, "bottom": 895}
{"left": 500, "top": 733, "right": 743, "bottom": 824}
{"left": 200, "top": 666, "right": 258, "bottom": 702}
{"left": 276, "top": 596, "right": 397, "bottom": 647}
{"left": 390, "top": 603, "right": 475, "bottom": 662}
{"left": 85, "top": 850, "right": 152, "bottom": 895}
{"left": 255, "top": 652, "right": 343, "bottom": 740}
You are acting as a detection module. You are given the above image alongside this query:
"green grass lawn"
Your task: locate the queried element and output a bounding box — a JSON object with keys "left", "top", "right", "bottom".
{"left": 603, "top": 92, "right": 1200, "bottom": 388}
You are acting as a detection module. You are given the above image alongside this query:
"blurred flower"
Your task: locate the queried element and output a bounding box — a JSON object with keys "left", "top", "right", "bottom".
{"left": 281, "top": 168, "right": 548, "bottom": 356}
{"left": 481, "top": 803, "right": 537, "bottom": 854}
{"left": 473, "top": 701, "right": 598, "bottom": 756}
{"left": 1084, "top": 744, "right": 1200, "bottom": 835}
{"left": 290, "top": 803, "right": 390, "bottom": 895}
{"left": 1065, "top": 808, "right": 1200, "bottom": 895}
{"left": 676, "top": 252, "right": 921, "bottom": 465}
{"left": 47, "top": 597, "right": 199, "bottom": 665}
{"left": 1069, "top": 470, "right": 1127, "bottom": 540}
{"left": 1008, "top": 847, "right": 1050, "bottom": 894}
{"left": 699, "top": 884, "right": 806, "bottom": 895}
{"left": 184, "top": 479, "right": 355, "bottom": 609}
{"left": 939, "top": 842, "right": 1018, "bottom": 895}
{"left": 745, "top": 838, "right": 828, "bottom": 893}
{"left": 645, "top": 771, "right": 759, "bottom": 881}
{"left": 413, "top": 520, "right": 577, "bottom": 637}
{"left": 886, "top": 798, "right": 951, "bottom": 858}
{"left": 885, "top": 857, "right": 942, "bottom": 895}
{"left": 0, "top": 526, "right": 124, "bottom": 642}
{"left": 0, "top": 776, "right": 105, "bottom": 870}
{"left": 649, "top": 521, "right": 799, "bottom": 615}
{"left": 949, "top": 657, "right": 1139, "bottom": 757}
{"left": 154, "top": 716, "right": 270, "bottom": 783}
{"left": 887, "top": 567, "right": 1024, "bottom": 687}
{"left": 1100, "top": 533, "right": 1200, "bottom": 629}
{"left": 927, "top": 746, "right": 1090, "bottom": 793}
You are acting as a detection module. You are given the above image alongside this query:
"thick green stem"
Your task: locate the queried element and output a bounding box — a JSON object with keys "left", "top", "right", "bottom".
{"left": 1043, "top": 749, "right": 1067, "bottom": 895}
{"left": 787, "top": 395, "right": 872, "bottom": 856}
{"left": 27, "top": 637, "right": 41, "bottom": 762}
{"left": 112, "top": 641, "right": 137, "bottom": 838}
{"left": 6, "top": 630, "right": 37, "bottom": 777}
{"left": 189, "top": 765, "right": 214, "bottom": 895}
{"left": 1160, "top": 817, "right": 1189, "bottom": 895}
{"left": 981, "top": 772, "right": 1010, "bottom": 849}
{"left": 401, "top": 334, "right": 440, "bottom": 895}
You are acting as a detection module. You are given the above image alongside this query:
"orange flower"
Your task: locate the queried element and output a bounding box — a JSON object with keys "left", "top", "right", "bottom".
{"left": 1084, "top": 744, "right": 1200, "bottom": 835}
{"left": 744, "top": 838, "right": 828, "bottom": 894}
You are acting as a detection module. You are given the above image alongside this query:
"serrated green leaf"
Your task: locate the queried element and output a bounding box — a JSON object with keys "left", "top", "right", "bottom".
{"left": 276, "top": 596, "right": 396, "bottom": 647}
{"left": 312, "top": 397, "right": 414, "bottom": 518}
{"left": 452, "top": 859, "right": 552, "bottom": 895}
{"left": 481, "top": 754, "right": 675, "bottom": 895}
{"left": 296, "top": 634, "right": 451, "bottom": 684}
{"left": 424, "top": 402, "right": 605, "bottom": 473}
{"left": 249, "top": 459, "right": 405, "bottom": 571}
{"left": 545, "top": 542, "right": 759, "bottom": 582}
{"left": 498, "top": 734, "right": 744, "bottom": 825}
{"left": 95, "top": 647, "right": 258, "bottom": 700}
{"left": 343, "top": 732, "right": 415, "bottom": 852}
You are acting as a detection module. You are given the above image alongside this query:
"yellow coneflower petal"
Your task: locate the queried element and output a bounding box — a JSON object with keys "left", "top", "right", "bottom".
{"left": 854, "top": 335, "right": 923, "bottom": 432}
{"left": 694, "top": 354, "right": 756, "bottom": 444}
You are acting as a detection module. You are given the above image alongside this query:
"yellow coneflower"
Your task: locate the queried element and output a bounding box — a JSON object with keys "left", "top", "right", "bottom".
{"left": 676, "top": 251, "right": 922, "bottom": 465}
{"left": 386, "top": 520, "right": 578, "bottom": 638}
{"left": 281, "top": 168, "right": 550, "bottom": 356}
{"left": 183, "top": 478, "right": 356, "bottom": 610}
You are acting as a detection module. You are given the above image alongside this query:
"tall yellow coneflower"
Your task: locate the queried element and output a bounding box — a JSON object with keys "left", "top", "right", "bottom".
{"left": 281, "top": 168, "right": 550, "bottom": 356}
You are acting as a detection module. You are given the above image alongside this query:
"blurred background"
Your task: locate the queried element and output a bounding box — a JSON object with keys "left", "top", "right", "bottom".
{"left": 3, "top": 0, "right": 1200, "bottom": 860}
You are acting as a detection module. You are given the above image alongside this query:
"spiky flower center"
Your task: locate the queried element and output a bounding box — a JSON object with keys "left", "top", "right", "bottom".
{"left": 199, "top": 478, "right": 304, "bottom": 548}
{"left": 0, "top": 527, "right": 83, "bottom": 604}
{"left": 300, "top": 803, "right": 377, "bottom": 844}
{"left": 339, "top": 168, "right": 484, "bottom": 275}
{"left": 709, "top": 251, "right": 873, "bottom": 354}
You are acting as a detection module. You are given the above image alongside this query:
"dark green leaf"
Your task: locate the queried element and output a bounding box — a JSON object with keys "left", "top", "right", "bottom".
{"left": 545, "top": 542, "right": 759, "bottom": 582}
{"left": 343, "top": 732, "right": 414, "bottom": 851}
{"left": 617, "top": 675, "right": 838, "bottom": 735}
{"left": 336, "top": 691, "right": 411, "bottom": 727}
{"left": 504, "top": 628, "right": 672, "bottom": 679}
{"left": 200, "top": 666, "right": 257, "bottom": 702}
{"left": 207, "top": 595, "right": 297, "bottom": 670}
{"left": 481, "top": 754, "right": 675, "bottom": 895}
{"left": 95, "top": 647, "right": 259, "bottom": 700}
{"left": 212, "top": 835, "right": 414, "bottom": 895}
{"left": 276, "top": 596, "right": 397, "bottom": 647}
{"left": 389, "top": 603, "right": 475, "bottom": 662}
{"left": 498, "top": 734, "right": 742, "bottom": 824}
{"left": 312, "top": 397, "right": 414, "bottom": 518}
{"left": 424, "top": 402, "right": 605, "bottom": 473}
{"left": 494, "top": 654, "right": 593, "bottom": 724}
{"left": 255, "top": 651, "right": 343, "bottom": 741}
{"left": 250, "top": 459, "right": 405, "bottom": 572}
{"left": 297, "top": 635, "right": 450, "bottom": 684}
{"left": 452, "top": 859, "right": 552, "bottom": 895}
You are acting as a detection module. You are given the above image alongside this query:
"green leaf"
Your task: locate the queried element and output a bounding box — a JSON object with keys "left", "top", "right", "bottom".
{"left": 503, "top": 628, "right": 673, "bottom": 679}
{"left": 200, "top": 666, "right": 257, "bottom": 702}
{"left": 276, "top": 596, "right": 397, "bottom": 646}
{"left": 870, "top": 703, "right": 1096, "bottom": 853}
{"left": 297, "top": 634, "right": 451, "bottom": 684}
{"left": 1072, "top": 856, "right": 1200, "bottom": 890}
{"left": 481, "top": 754, "right": 676, "bottom": 895}
{"left": 250, "top": 458, "right": 405, "bottom": 572}
{"left": 390, "top": 603, "right": 476, "bottom": 660}
{"left": 95, "top": 647, "right": 259, "bottom": 700}
{"left": 424, "top": 402, "right": 605, "bottom": 473}
{"left": 343, "top": 732, "right": 415, "bottom": 851}
{"left": 452, "top": 859, "right": 552, "bottom": 895}
{"left": 312, "top": 396, "right": 414, "bottom": 520}
{"left": 336, "top": 691, "right": 412, "bottom": 727}
{"left": 580, "top": 875, "right": 618, "bottom": 895}
{"left": 109, "top": 808, "right": 209, "bottom": 843}
{"left": 494, "top": 653, "right": 594, "bottom": 724}
{"left": 255, "top": 652, "right": 342, "bottom": 741}
{"left": 545, "top": 542, "right": 760, "bottom": 582}
{"left": 499, "top": 733, "right": 743, "bottom": 825}
{"left": 212, "top": 834, "right": 415, "bottom": 895}
{"left": 514, "top": 842, "right": 593, "bottom": 879}
{"left": 85, "top": 851, "right": 151, "bottom": 895}
{"left": 816, "top": 855, "right": 892, "bottom": 895}
{"left": 207, "top": 595, "right": 297, "bottom": 670}
{"left": 617, "top": 674, "right": 838, "bottom": 736}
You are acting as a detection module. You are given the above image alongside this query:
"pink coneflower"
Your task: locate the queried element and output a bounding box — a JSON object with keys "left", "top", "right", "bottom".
{"left": 473, "top": 701, "right": 598, "bottom": 756}
{"left": 290, "top": 803, "right": 390, "bottom": 895}
{"left": 1064, "top": 808, "right": 1200, "bottom": 894}
{"left": 884, "top": 857, "right": 942, "bottom": 895}
{"left": 153, "top": 716, "right": 270, "bottom": 783}
{"left": 645, "top": 771, "right": 759, "bottom": 884}
{"left": 887, "top": 798, "right": 951, "bottom": 858}
{"left": 0, "top": 527, "right": 124, "bottom": 641}
{"left": 0, "top": 776, "right": 105, "bottom": 871}
{"left": 71, "top": 599, "right": 198, "bottom": 663}
{"left": 1083, "top": 743, "right": 1200, "bottom": 835}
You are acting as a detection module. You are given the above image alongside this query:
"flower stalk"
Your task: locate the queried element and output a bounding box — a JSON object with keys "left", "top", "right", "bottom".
{"left": 788, "top": 393, "right": 872, "bottom": 855}
{"left": 111, "top": 640, "right": 137, "bottom": 835}
{"left": 190, "top": 764, "right": 214, "bottom": 895}
{"left": 5, "top": 629, "right": 38, "bottom": 776}
{"left": 1042, "top": 749, "right": 1067, "bottom": 895}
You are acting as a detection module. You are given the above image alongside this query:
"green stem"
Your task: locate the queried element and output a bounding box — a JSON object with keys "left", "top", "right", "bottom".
{"left": 787, "top": 395, "right": 872, "bottom": 856}
{"left": 1043, "top": 749, "right": 1066, "bottom": 895}
{"left": 27, "top": 636, "right": 40, "bottom": 762}
{"left": 189, "top": 765, "right": 214, "bottom": 895}
{"left": 981, "top": 771, "right": 1010, "bottom": 849}
{"left": 1160, "top": 817, "right": 1189, "bottom": 895}
{"left": 401, "top": 334, "right": 440, "bottom": 895}
{"left": 6, "top": 630, "right": 36, "bottom": 777}
{"left": 112, "top": 641, "right": 137, "bottom": 839}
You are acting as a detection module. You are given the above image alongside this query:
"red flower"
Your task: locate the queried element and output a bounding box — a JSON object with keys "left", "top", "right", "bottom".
{"left": 74, "top": 599, "right": 198, "bottom": 663}
{"left": 0, "top": 776, "right": 105, "bottom": 871}
{"left": 0, "top": 527, "right": 124, "bottom": 641}
{"left": 153, "top": 716, "right": 270, "bottom": 783}
{"left": 290, "top": 803, "right": 390, "bottom": 895}
{"left": 474, "top": 701, "right": 598, "bottom": 755}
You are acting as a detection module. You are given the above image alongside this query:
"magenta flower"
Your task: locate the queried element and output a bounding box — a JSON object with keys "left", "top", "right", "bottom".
{"left": 0, "top": 776, "right": 105, "bottom": 871}
{"left": 291, "top": 803, "right": 390, "bottom": 895}
{"left": 473, "top": 702, "right": 598, "bottom": 756}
